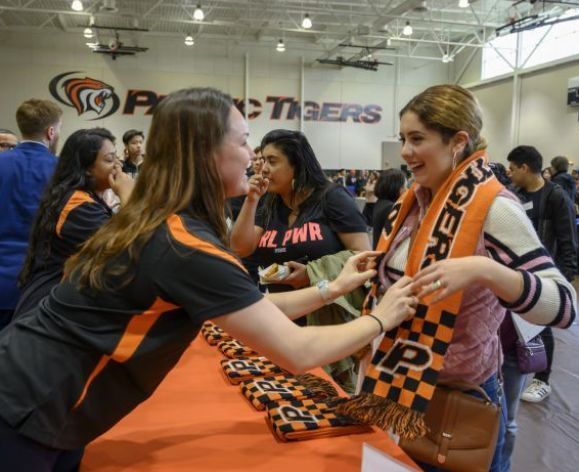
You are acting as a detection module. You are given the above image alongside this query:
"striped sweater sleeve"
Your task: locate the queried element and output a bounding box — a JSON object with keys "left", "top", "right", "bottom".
{"left": 483, "top": 195, "right": 577, "bottom": 328}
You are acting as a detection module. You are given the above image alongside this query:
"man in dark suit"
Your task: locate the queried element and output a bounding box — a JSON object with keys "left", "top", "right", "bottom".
{"left": 0, "top": 99, "right": 63, "bottom": 330}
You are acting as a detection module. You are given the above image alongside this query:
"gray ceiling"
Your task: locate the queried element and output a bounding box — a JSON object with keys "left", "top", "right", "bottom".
{"left": 0, "top": 0, "right": 577, "bottom": 61}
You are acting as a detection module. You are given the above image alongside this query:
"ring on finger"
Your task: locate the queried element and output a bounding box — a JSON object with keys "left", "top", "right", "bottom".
{"left": 431, "top": 279, "right": 442, "bottom": 291}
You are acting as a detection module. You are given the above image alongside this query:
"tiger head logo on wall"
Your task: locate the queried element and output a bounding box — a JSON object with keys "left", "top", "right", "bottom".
{"left": 49, "top": 71, "right": 120, "bottom": 119}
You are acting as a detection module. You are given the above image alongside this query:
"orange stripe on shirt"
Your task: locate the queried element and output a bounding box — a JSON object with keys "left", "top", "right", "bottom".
{"left": 166, "top": 214, "right": 247, "bottom": 273}
{"left": 73, "top": 297, "right": 179, "bottom": 409}
{"left": 56, "top": 190, "right": 95, "bottom": 237}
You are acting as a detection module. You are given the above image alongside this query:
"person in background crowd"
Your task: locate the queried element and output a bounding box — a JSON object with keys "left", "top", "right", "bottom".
{"left": 227, "top": 145, "right": 265, "bottom": 287}
{"left": 345, "top": 169, "right": 357, "bottom": 195}
{"left": 334, "top": 168, "right": 346, "bottom": 186}
{"left": 363, "top": 85, "right": 575, "bottom": 472}
{"left": 507, "top": 146, "right": 576, "bottom": 408}
{"left": 489, "top": 161, "right": 514, "bottom": 190}
{"left": 550, "top": 155, "right": 576, "bottom": 203}
{"left": 0, "top": 87, "right": 417, "bottom": 470}
{"left": 14, "top": 128, "right": 134, "bottom": 319}
{"left": 0, "top": 129, "right": 19, "bottom": 152}
{"left": 501, "top": 145, "right": 577, "bottom": 470}
{"left": 251, "top": 145, "right": 264, "bottom": 175}
{"left": 0, "top": 99, "right": 62, "bottom": 330}
{"left": 542, "top": 167, "right": 552, "bottom": 181}
{"left": 121, "top": 129, "right": 145, "bottom": 178}
{"left": 227, "top": 145, "right": 264, "bottom": 222}
{"left": 371, "top": 168, "right": 406, "bottom": 248}
{"left": 362, "top": 171, "right": 379, "bottom": 226}
{"left": 356, "top": 169, "right": 369, "bottom": 196}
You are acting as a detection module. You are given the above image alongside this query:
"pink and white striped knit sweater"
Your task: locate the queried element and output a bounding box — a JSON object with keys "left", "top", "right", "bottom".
{"left": 379, "top": 186, "right": 577, "bottom": 386}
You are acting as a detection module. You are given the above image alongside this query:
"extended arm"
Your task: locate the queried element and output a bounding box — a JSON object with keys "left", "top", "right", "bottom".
{"left": 214, "top": 276, "right": 416, "bottom": 373}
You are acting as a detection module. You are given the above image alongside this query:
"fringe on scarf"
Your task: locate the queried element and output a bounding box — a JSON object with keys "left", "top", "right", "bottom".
{"left": 295, "top": 373, "right": 339, "bottom": 398}
{"left": 335, "top": 393, "right": 428, "bottom": 440}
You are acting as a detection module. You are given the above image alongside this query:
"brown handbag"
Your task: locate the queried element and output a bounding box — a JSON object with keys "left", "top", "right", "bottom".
{"left": 398, "top": 383, "right": 500, "bottom": 472}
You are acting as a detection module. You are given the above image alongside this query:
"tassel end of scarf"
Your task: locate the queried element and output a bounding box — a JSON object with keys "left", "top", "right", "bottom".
{"left": 295, "top": 373, "right": 339, "bottom": 398}
{"left": 336, "top": 393, "right": 427, "bottom": 440}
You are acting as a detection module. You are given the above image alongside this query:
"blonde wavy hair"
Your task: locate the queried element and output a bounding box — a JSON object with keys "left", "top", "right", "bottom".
{"left": 400, "top": 84, "right": 487, "bottom": 162}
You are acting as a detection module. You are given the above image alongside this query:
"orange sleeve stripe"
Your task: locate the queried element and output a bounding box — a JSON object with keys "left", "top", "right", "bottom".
{"left": 110, "top": 298, "right": 178, "bottom": 363}
{"left": 73, "top": 297, "right": 179, "bottom": 410}
{"left": 56, "top": 191, "right": 95, "bottom": 237}
{"left": 166, "top": 214, "right": 247, "bottom": 273}
{"left": 73, "top": 354, "right": 110, "bottom": 409}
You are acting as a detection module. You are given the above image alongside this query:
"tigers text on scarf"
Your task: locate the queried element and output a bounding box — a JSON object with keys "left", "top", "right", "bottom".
{"left": 336, "top": 151, "right": 503, "bottom": 439}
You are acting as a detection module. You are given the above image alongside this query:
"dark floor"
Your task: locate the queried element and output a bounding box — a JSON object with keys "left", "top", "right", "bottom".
{"left": 511, "top": 281, "right": 579, "bottom": 472}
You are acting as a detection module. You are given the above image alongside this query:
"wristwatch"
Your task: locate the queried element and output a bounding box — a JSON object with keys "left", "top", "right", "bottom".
{"left": 316, "top": 279, "right": 334, "bottom": 305}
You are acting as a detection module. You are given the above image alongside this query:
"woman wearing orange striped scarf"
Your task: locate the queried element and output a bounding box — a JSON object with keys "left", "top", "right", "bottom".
{"left": 338, "top": 85, "right": 576, "bottom": 472}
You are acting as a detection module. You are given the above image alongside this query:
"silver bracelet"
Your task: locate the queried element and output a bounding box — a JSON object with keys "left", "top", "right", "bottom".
{"left": 316, "top": 279, "right": 334, "bottom": 305}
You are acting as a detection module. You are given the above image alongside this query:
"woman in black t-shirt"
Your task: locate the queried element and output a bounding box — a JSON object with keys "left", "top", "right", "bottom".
{"left": 0, "top": 88, "right": 417, "bottom": 470}
{"left": 230, "top": 130, "right": 371, "bottom": 390}
{"left": 15, "top": 128, "right": 134, "bottom": 318}
{"left": 230, "top": 129, "right": 371, "bottom": 294}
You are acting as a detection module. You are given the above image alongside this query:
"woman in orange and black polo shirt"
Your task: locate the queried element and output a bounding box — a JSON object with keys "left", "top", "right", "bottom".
{"left": 0, "top": 88, "right": 417, "bottom": 471}
{"left": 15, "top": 128, "right": 134, "bottom": 317}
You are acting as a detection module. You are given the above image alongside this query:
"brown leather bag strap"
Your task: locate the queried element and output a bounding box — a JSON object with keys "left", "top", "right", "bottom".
{"left": 437, "top": 382, "right": 493, "bottom": 403}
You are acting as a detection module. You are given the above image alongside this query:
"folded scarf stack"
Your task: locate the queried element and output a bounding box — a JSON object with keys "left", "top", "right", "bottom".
{"left": 217, "top": 339, "right": 259, "bottom": 358}
{"left": 241, "top": 373, "right": 339, "bottom": 411}
{"left": 221, "top": 356, "right": 290, "bottom": 385}
{"left": 267, "top": 397, "right": 373, "bottom": 442}
{"left": 201, "top": 321, "right": 232, "bottom": 346}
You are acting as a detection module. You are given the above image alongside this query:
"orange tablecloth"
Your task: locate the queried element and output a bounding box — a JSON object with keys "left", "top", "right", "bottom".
{"left": 82, "top": 337, "right": 418, "bottom": 471}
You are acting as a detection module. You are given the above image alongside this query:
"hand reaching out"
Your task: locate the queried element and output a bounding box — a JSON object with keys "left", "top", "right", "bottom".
{"left": 372, "top": 276, "right": 418, "bottom": 331}
{"left": 331, "top": 251, "right": 381, "bottom": 296}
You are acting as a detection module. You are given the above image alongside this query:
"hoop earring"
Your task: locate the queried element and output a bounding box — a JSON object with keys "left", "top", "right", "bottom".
{"left": 451, "top": 151, "right": 459, "bottom": 170}
{"left": 291, "top": 178, "right": 295, "bottom": 191}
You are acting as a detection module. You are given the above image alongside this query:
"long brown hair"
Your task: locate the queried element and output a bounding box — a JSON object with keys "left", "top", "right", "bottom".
{"left": 65, "top": 87, "right": 232, "bottom": 290}
{"left": 400, "top": 84, "right": 487, "bottom": 162}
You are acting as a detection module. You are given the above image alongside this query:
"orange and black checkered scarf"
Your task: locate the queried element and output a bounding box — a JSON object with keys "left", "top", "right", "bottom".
{"left": 336, "top": 151, "right": 502, "bottom": 440}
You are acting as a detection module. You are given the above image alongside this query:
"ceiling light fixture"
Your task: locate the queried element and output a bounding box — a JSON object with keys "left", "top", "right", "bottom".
{"left": 458, "top": 0, "right": 470, "bottom": 8}
{"left": 71, "top": 0, "right": 83, "bottom": 11}
{"left": 83, "top": 27, "right": 94, "bottom": 38}
{"left": 185, "top": 35, "right": 194, "bottom": 46}
{"left": 442, "top": 53, "right": 451, "bottom": 63}
{"left": 193, "top": 4, "right": 204, "bottom": 21}
{"left": 403, "top": 21, "right": 413, "bottom": 36}
{"left": 276, "top": 39, "right": 286, "bottom": 52}
{"left": 302, "top": 14, "right": 312, "bottom": 29}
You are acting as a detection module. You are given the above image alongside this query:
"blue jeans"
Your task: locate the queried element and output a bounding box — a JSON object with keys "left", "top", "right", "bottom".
{"left": 416, "top": 373, "right": 507, "bottom": 472}
{"left": 500, "top": 352, "right": 527, "bottom": 472}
